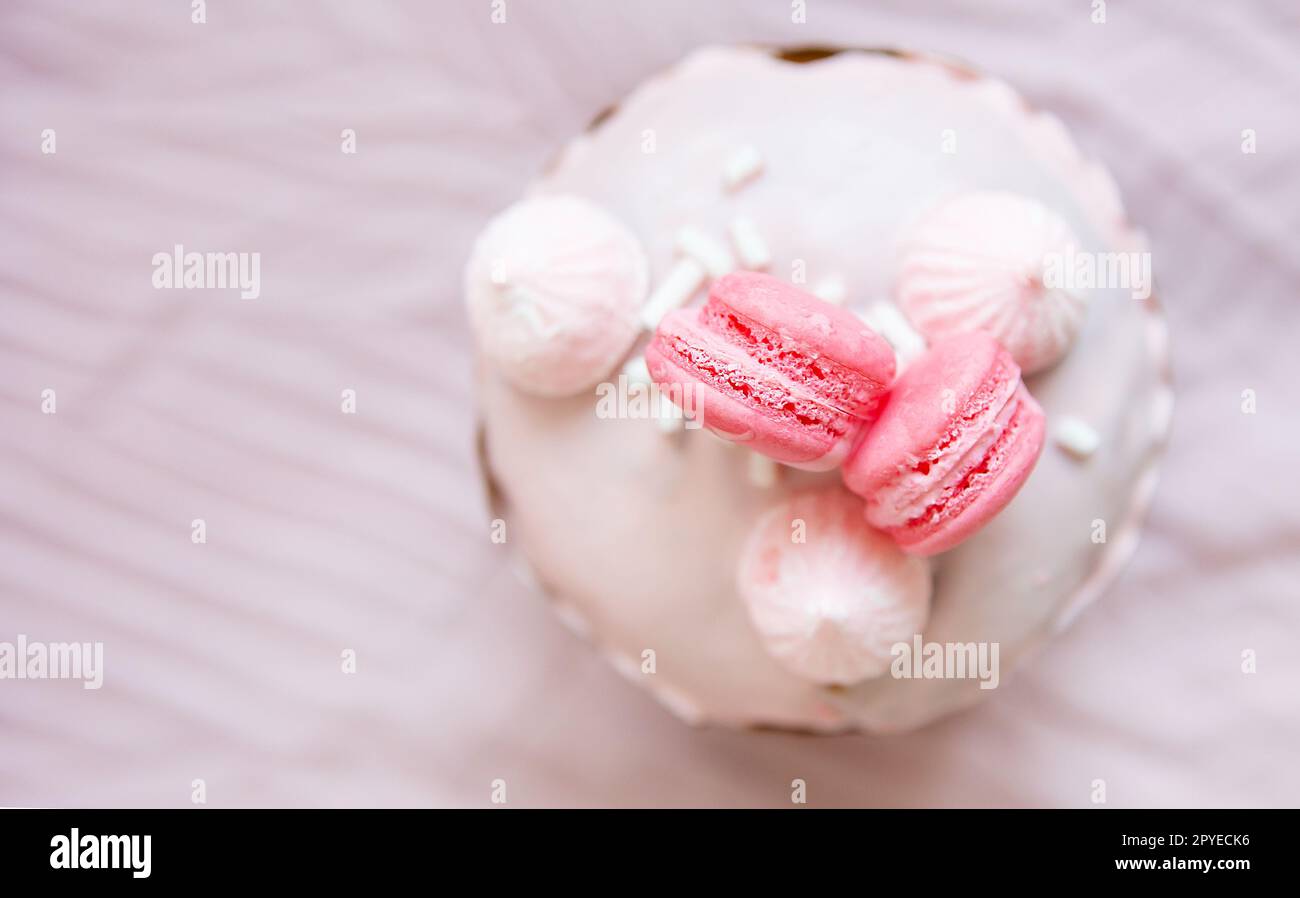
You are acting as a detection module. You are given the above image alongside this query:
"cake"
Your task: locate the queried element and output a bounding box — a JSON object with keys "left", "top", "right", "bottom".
{"left": 470, "top": 46, "right": 1172, "bottom": 733}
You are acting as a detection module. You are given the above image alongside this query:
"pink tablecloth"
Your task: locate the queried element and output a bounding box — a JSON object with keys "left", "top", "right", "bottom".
{"left": 1, "top": 0, "right": 1298, "bottom": 807}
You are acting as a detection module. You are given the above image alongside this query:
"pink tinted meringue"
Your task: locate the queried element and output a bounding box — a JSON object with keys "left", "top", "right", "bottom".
{"left": 465, "top": 195, "right": 648, "bottom": 397}
{"left": 736, "top": 489, "right": 932, "bottom": 685}
{"left": 896, "top": 191, "right": 1088, "bottom": 374}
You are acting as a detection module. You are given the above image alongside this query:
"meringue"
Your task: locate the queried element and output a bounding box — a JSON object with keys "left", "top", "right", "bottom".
{"left": 736, "top": 489, "right": 932, "bottom": 685}
{"left": 895, "top": 191, "right": 1088, "bottom": 374}
{"left": 464, "top": 195, "right": 648, "bottom": 397}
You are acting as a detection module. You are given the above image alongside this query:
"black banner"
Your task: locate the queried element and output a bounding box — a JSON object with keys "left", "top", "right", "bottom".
{"left": 0, "top": 809, "right": 1281, "bottom": 883}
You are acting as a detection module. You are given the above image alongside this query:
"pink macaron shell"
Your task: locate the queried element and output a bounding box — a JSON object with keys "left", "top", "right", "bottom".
{"left": 710, "top": 271, "right": 896, "bottom": 409}
{"left": 699, "top": 295, "right": 891, "bottom": 423}
{"left": 842, "top": 332, "right": 1011, "bottom": 498}
{"left": 646, "top": 315, "right": 861, "bottom": 470}
{"left": 890, "top": 386, "right": 1046, "bottom": 556}
{"left": 843, "top": 332, "right": 1046, "bottom": 556}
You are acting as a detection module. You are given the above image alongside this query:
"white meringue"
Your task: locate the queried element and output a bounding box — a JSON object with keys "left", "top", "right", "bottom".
{"left": 464, "top": 195, "right": 648, "bottom": 397}
{"left": 895, "top": 191, "right": 1088, "bottom": 374}
{"left": 736, "top": 489, "right": 932, "bottom": 686}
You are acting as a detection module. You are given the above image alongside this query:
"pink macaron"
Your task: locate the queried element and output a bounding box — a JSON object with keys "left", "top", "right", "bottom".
{"left": 645, "top": 272, "right": 895, "bottom": 470}
{"left": 842, "top": 332, "right": 1046, "bottom": 556}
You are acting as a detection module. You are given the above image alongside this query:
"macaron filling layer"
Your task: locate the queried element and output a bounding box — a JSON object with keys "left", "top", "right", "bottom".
{"left": 699, "top": 297, "right": 890, "bottom": 419}
{"left": 652, "top": 322, "right": 855, "bottom": 443}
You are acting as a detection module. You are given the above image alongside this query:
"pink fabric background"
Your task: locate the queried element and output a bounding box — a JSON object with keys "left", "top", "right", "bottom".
{"left": 1, "top": 0, "right": 1297, "bottom": 807}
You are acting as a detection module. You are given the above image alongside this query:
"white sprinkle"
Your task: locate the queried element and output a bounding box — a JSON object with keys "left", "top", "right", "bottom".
{"left": 722, "top": 145, "right": 764, "bottom": 191}
{"left": 675, "top": 226, "right": 735, "bottom": 279}
{"left": 857, "top": 301, "right": 927, "bottom": 371}
{"left": 1054, "top": 415, "right": 1100, "bottom": 459}
{"left": 640, "top": 257, "right": 706, "bottom": 330}
{"left": 811, "top": 274, "right": 847, "bottom": 306}
{"left": 656, "top": 392, "right": 683, "bottom": 433}
{"left": 728, "top": 216, "right": 771, "bottom": 270}
{"left": 747, "top": 452, "right": 779, "bottom": 488}
{"left": 621, "top": 354, "right": 651, "bottom": 385}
